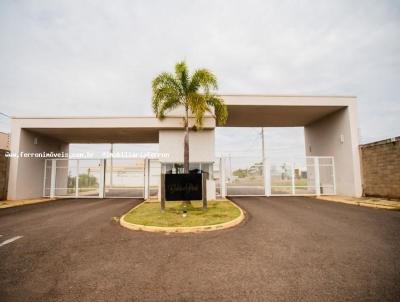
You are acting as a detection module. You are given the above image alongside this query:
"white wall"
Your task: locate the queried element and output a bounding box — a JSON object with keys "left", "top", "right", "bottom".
{"left": 7, "top": 124, "right": 68, "bottom": 200}
{"left": 158, "top": 129, "right": 216, "bottom": 201}
{"left": 0, "top": 132, "right": 10, "bottom": 150}
{"left": 159, "top": 129, "right": 215, "bottom": 163}
{"left": 304, "top": 105, "right": 362, "bottom": 197}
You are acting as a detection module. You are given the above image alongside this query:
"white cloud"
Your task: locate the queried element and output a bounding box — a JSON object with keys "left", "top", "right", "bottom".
{"left": 0, "top": 0, "right": 399, "bottom": 152}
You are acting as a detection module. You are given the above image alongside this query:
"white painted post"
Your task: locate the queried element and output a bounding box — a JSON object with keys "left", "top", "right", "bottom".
{"left": 263, "top": 158, "right": 271, "bottom": 196}
{"left": 261, "top": 127, "right": 270, "bottom": 197}
{"left": 144, "top": 158, "right": 150, "bottom": 200}
{"left": 158, "top": 161, "right": 162, "bottom": 201}
{"left": 291, "top": 162, "right": 296, "bottom": 195}
{"left": 43, "top": 160, "right": 48, "bottom": 197}
{"left": 99, "top": 159, "right": 105, "bottom": 198}
{"left": 314, "top": 157, "right": 320, "bottom": 196}
{"left": 331, "top": 157, "right": 336, "bottom": 195}
{"left": 50, "top": 159, "right": 56, "bottom": 198}
{"left": 220, "top": 157, "right": 226, "bottom": 198}
{"left": 110, "top": 144, "right": 113, "bottom": 187}
{"left": 75, "top": 159, "right": 79, "bottom": 198}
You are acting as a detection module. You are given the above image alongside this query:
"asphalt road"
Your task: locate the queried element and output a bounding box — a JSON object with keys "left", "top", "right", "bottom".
{"left": 0, "top": 197, "right": 399, "bottom": 302}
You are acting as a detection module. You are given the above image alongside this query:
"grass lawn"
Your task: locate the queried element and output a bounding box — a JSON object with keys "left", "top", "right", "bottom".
{"left": 123, "top": 200, "right": 241, "bottom": 227}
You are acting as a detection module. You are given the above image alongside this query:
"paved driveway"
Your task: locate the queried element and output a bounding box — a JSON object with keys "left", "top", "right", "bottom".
{"left": 0, "top": 197, "right": 399, "bottom": 302}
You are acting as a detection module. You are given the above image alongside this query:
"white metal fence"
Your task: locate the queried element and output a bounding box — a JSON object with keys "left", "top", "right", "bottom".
{"left": 213, "top": 156, "right": 335, "bottom": 197}
{"left": 43, "top": 158, "right": 161, "bottom": 199}
{"left": 44, "top": 156, "right": 335, "bottom": 199}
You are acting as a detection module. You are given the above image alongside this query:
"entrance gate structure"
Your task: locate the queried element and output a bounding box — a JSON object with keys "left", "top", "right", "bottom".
{"left": 215, "top": 156, "right": 335, "bottom": 198}
{"left": 7, "top": 95, "right": 361, "bottom": 200}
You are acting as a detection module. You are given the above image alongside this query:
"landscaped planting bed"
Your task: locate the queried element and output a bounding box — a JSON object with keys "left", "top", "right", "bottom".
{"left": 123, "top": 200, "right": 241, "bottom": 228}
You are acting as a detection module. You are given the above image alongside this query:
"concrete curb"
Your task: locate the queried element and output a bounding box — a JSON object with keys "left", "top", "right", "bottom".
{"left": 0, "top": 198, "right": 58, "bottom": 209}
{"left": 120, "top": 200, "right": 245, "bottom": 233}
{"left": 315, "top": 197, "right": 400, "bottom": 211}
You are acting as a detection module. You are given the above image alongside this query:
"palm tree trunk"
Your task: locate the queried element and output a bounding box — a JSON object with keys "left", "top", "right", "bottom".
{"left": 184, "top": 108, "right": 189, "bottom": 174}
{"left": 183, "top": 108, "right": 191, "bottom": 206}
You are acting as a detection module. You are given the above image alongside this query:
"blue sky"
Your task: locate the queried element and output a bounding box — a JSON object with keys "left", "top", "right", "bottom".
{"left": 0, "top": 0, "right": 399, "bottom": 158}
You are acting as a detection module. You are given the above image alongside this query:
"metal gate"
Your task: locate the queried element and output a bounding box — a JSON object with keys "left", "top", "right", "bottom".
{"left": 148, "top": 159, "right": 161, "bottom": 199}
{"left": 225, "top": 156, "right": 265, "bottom": 196}
{"left": 214, "top": 156, "right": 335, "bottom": 197}
{"left": 105, "top": 158, "right": 145, "bottom": 198}
{"left": 43, "top": 158, "right": 161, "bottom": 199}
{"left": 44, "top": 157, "right": 334, "bottom": 199}
{"left": 44, "top": 159, "right": 103, "bottom": 198}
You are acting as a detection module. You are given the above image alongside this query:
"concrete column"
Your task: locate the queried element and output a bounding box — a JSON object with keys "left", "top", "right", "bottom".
{"left": 304, "top": 105, "right": 362, "bottom": 197}
{"left": 7, "top": 123, "right": 69, "bottom": 200}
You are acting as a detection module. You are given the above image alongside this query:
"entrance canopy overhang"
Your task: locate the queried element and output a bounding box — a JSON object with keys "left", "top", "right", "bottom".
{"left": 11, "top": 95, "right": 356, "bottom": 142}
{"left": 10, "top": 116, "right": 215, "bottom": 143}
{"left": 222, "top": 95, "right": 355, "bottom": 127}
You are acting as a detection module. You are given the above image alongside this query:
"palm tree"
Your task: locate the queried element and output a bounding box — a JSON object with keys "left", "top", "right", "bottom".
{"left": 152, "top": 61, "right": 228, "bottom": 173}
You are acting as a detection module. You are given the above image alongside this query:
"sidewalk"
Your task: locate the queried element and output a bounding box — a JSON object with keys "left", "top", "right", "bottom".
{"left": 316, "top": 195, "right": 400, "bottom": 210}
{"left": 0, "top": 198, "right": 56, "bottom": 209}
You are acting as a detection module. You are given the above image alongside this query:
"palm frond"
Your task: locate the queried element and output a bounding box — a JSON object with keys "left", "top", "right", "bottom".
{"left": 158, "top": 97, "right": 181, "bottom": 118}
{"left": 189, "top": 69, "right": 218, "bottom": 94}
{"left": 175, "top": 61, "right": 189, "bottom": 94}
{"left": 188, "top": 93, "right": 208, "bottom": 129}
{"left": 152, "top": 62, "right": 228, "bottom": 126}
{"left": 152, "top": 72, "right": 182, "bottom": 96}
{"left": 206, "top": 95, "right": 228, "bottom": 125}
{"left": 152, "top": 72, "right": 182, "bottom": 118}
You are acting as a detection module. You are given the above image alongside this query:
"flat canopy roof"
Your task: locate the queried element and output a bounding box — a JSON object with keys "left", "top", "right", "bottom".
{"left": 27, "top": 127, "right": 161, "bottom": 143}
{"left": 13, "top": 95, "right": 356, "bottom": 143}
{"left": 222, "top": 95, "right": 355, "bottom": 127}
{"left": 13, "top": 116, "right": 216, "bottom": 143}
